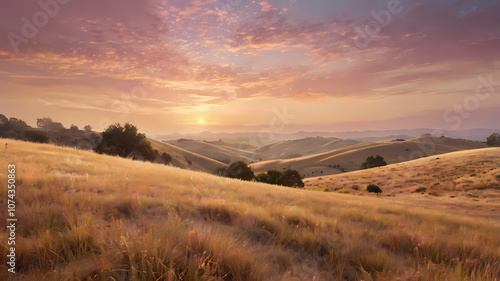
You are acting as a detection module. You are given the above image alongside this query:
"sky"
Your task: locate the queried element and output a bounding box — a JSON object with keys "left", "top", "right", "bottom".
{"left": 1, "top": 0, "right": 499, "bottom": 135}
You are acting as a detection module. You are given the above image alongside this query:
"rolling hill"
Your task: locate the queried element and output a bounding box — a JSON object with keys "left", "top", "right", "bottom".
{"left": 305, "top": 147, "right": 500, "bottom": 221}
{"left": 255, "top": 137, "right": 361, "bottom": 159}
{"left": 250, "top": 137, "right": 487, "bottom": 178}
{"left": 1, "top": 139, "right": 499, "bottom": 280}
{"left": 165, "top": 137, "right": 361, "bottom": 165}
{"left": 305, "top": 147, "right": 500, "bottom": 196}
{"left": 148, "top": 139, "right": 226, "bottom": 173}
{"left": 164, "top": 139, "right": 271, "bottom": 164}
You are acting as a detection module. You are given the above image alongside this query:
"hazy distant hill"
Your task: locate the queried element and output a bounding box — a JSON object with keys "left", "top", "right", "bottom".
{"left": 250, "top": 137, "right": 487, "bottom": 178}
{"left": 165, "top": 137, "right": 362, "bottom": 164}
{"left": 255, "top": 137, "right": 361, "bottom": 159}
{"left": 148, "top": 139, "right": 226, "bottom": 173}
{"left": 153, "top": 128, "right": 498, "bottom": 143}
{"left": 164, "top": 139, "right": 271, "bottom": 164}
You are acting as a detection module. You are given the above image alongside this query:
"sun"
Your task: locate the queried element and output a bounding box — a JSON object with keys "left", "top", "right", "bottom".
{"left": 198, "top": 118, "right": 205, "bottom": 125}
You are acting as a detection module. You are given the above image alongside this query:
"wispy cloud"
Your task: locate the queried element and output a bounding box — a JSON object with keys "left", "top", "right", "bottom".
{"left": 1, "top": 0, "right": 499, "bottom": 132}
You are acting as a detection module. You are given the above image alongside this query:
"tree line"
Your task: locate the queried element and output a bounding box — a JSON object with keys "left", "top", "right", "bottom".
{"left": 216, "top": 161, "right": 305, "bottom": 188}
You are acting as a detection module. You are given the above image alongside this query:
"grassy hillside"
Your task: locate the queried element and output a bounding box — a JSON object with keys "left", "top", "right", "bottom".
{"left": 305, "top": 147, "right": 500, "bottom": 222}
{"left": 165, "top": 137, "right": 360, "bottom": 165}
{"left": 255, "top": 137, "right": 361, "bottom": 159}
{"left": 251, "top": 137, "right": 487, "bottom": 178}
{"left": 165, "top": 139, "right": 270, "bottom": 164}
{"left": 305, "top": 148, "right": 500, "bottom": 196}
{"left": 148, "top": 139, "right": 226, "bottom": 173}
{"left": 1, "top": 139, "right": 499, "bottom": 280}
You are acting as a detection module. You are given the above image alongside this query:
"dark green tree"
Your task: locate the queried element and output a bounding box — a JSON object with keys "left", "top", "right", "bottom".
{"left": 361, "top": 155, "right": 387, "bottom": 169}
{"left": 161, "top": 152, "right": 172, "bottom": 165}
{"left": 255, "top": 169, "right": 304, "bottom": 188}
{"left": 367, "top": 184, "right": 382, "bottom": 195}
{"left": 267, "top": 170, "right": 282, "bottom": 184}
{"left": 36, "top": 117, "right": 65, "bottom": 130}
{"left": 255, "top": 173, "right": 271, "bottom": 184}
{"left": 277, "top": 169, "right": 305, "bottom": 188}
{"left": 0, "top": 115, "right": 49, "bottom": 143}
{"left": 94, "top": 123, "right": 157, "bottom": 162}
{"left": 25, "top": 130, "right": 49, "bottom": 143}
{"left": 487, "top": 133, "right": 500, "bottom": 147}
{"left": 224, "top": 161, "right": 255, "bottom": 181}
{"left": 0, "top": 114, "right": 8, "bottom": 125}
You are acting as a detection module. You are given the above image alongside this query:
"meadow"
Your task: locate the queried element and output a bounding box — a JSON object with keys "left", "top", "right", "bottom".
{"left": 0, "top": 139, "right": 499, "bottom": 280}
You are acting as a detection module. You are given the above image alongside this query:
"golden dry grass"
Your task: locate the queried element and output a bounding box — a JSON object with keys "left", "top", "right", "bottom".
{"left": 0, "top": 139, "right": 499, "bottom": 280}
{"left": 148, "top": 139, "right": 226, "bottom": 173}
{"left": 255, "top": 137, "right": 360, "bottom": 159}
{"left": 164, "top": 139, "right": 270, "bottom": 164}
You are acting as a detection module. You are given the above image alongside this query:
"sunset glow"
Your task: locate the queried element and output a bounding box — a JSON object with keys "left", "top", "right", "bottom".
{"left": 0, "top": 0, "right": 499, "bottom": 135}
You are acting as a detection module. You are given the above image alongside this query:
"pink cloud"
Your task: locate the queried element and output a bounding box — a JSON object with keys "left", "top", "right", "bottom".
{"left": 258, "top": 1, "right": 275, "bottom": 12}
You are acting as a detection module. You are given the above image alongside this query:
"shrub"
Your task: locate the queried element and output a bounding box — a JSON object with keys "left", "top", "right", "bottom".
{"left": 361, "top": 155, "right": 387, "bottom": 169}
{"left": 367, "top": 184, "right": 382, "bottom": 195}
{"left": 414, "top": 187, "right": 427, "bottom": 193}
{"left": 313, "top": 186, "right": 330, "bottom": 192}
{"left": 338, "top": 189, "right": 351, "bottom": 194}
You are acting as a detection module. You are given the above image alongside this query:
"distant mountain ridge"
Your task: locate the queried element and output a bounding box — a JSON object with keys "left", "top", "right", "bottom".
{"left": 153, "top": 128, "right": 498, "bottom": 144}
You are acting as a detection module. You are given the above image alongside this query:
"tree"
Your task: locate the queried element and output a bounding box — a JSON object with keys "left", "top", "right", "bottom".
{"left": 161, "top": 152, "right": 172, "bottom": 165}
{"left": 487, "top": 133, "right": 500, "bottom": 147}
{"left": 25, "top": 130, "right": 49, "bottom": 143}
{"left": 94, "top": 123, "right": 158, "bottom": 162}
{"left": 255, "top": 173, "right": 271, "bottom": 183}
{"left": 37, "top": 117, "right": 53, "bottom": 128}
{"left": 0, "top": 114, "right": 8, "bottom": 125}
{"left": 70, "top": 124, "right": 79, "bottom": 132}
{"left": 84, "top": 125, "right": 92, "bottom": 132}
{"left": 255, "top": 169, "right": 304, "bottom": 188}
{"left": 37, "top": 117, "right": 64, "bottom": 130}
{"left": 0, "top": 116, "right": 49, "bottom": 143}
{"left": 277, "top": 169, "right": 305, "bottom": 188}
{"left": 267, "top": 170, "right": 282, "bottom": 184}
{"left": 223, "top": 161, "right": 255, "bottom": 181}
{"left": 367, "top": 184, "right": 382, "bottom": 195}
{"left": 361, "top": 155, "right": 387, "bottom": 169}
